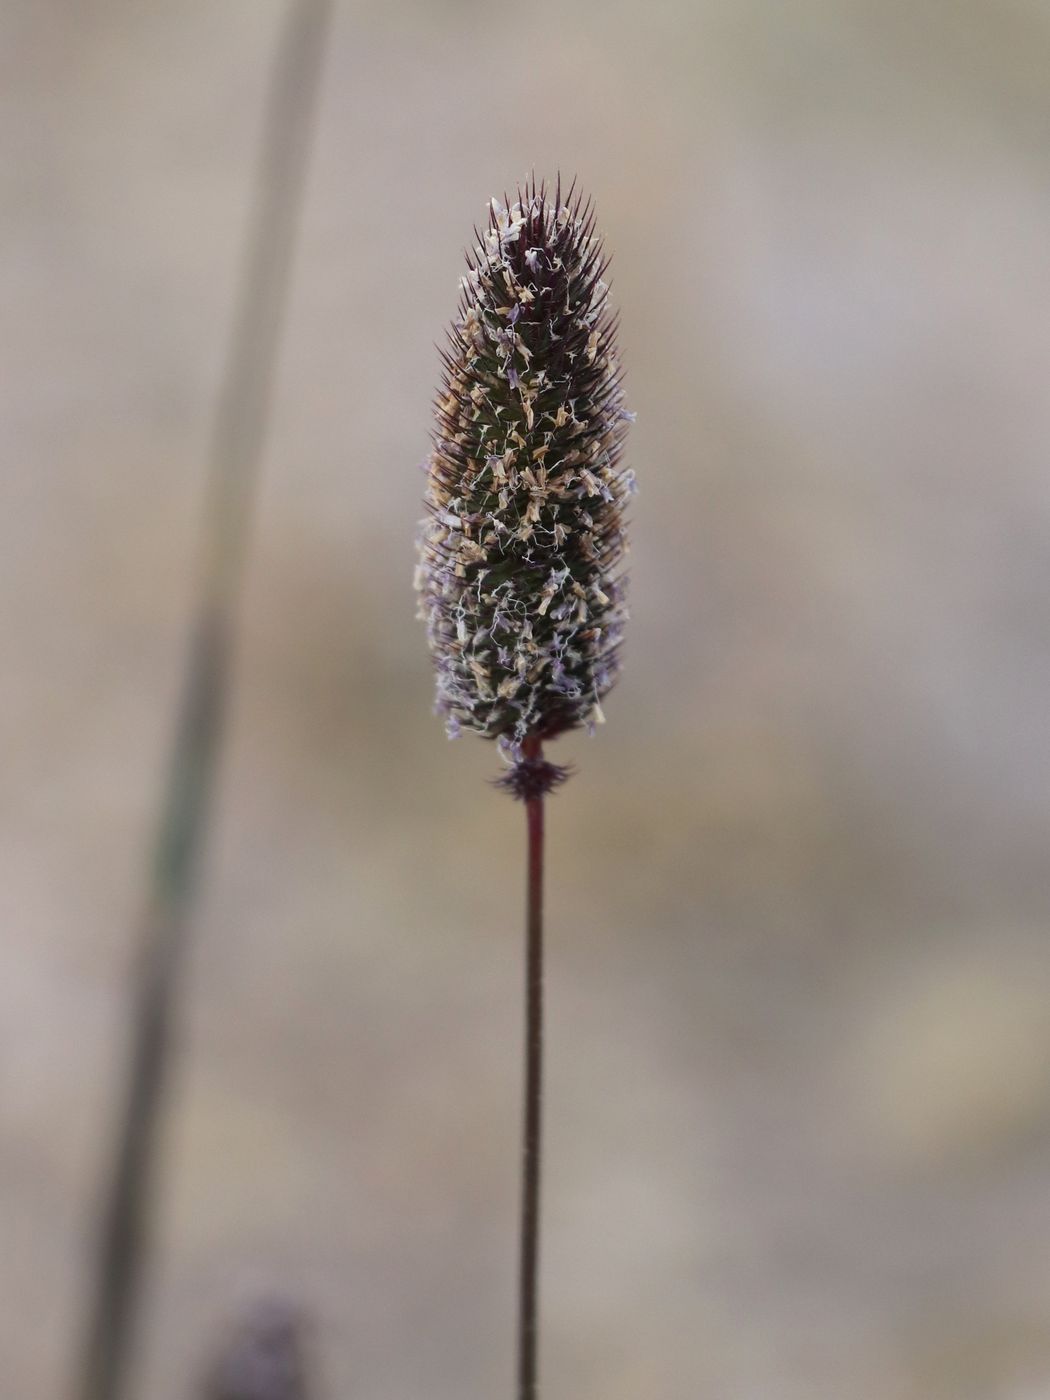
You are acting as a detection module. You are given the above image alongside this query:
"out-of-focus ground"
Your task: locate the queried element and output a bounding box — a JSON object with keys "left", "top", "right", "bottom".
{"left": 3, "top": 1, "right": 1050, "bottom": 1397}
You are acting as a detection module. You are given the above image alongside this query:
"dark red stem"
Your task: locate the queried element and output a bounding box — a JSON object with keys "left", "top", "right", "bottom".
{"left": 518, "top": 734, "right": 545, "bottom": 1400}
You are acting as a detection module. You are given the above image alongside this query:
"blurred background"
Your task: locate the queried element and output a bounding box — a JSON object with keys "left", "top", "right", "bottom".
{"left": 4, "top": 1, "right": 1050, "bottom": 1397}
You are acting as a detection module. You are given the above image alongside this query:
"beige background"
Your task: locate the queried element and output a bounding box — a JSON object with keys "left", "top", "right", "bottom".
{"left": 3, "top": 1, "right": 1050, "bottom": 1396}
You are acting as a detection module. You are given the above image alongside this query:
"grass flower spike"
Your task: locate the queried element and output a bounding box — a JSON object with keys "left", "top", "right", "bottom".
{"left": 415, "top": 177, "right": 633, "bottom": 1400}
{"left": 416, "top": 176, "right": 634, "bottom": 791}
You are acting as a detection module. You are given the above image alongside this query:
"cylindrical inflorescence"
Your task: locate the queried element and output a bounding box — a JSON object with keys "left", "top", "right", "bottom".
{"left": 415, "top": 177, "right": 635, "bottom": 754}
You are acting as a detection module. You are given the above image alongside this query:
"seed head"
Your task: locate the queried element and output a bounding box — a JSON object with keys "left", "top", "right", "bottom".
{"left": 415, "top": 176, "right": 634, "bottom": 758}
{"left": 203, "top": 1299, "right": 310, "bottom": 1400}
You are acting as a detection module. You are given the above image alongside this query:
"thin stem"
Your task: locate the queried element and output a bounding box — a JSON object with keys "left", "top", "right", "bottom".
{"left": 75, "top": 6, "right": 332, "bottom": 1399}
{"left": 518, "top": 735, "right": 545, "bottom": 1400}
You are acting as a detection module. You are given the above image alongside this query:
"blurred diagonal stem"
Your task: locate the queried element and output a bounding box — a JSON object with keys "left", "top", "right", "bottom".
{"left": 76, "top": 5, "right": 333, "bottom": 1399}
{"left": 518, "top": 736, "right": 545, "bottom": 1400}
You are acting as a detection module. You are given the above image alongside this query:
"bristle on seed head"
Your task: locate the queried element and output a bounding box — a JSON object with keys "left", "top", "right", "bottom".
{"left": 415, "top": 177, "right": 634, "bottom": 751}
{"left": 494, "top": 757, "right": 573, "bottom": 802}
